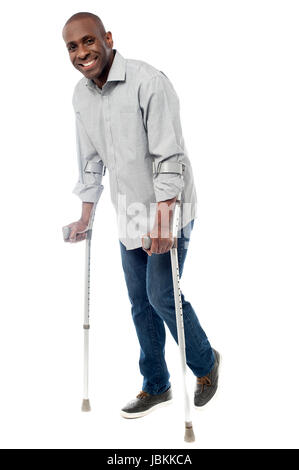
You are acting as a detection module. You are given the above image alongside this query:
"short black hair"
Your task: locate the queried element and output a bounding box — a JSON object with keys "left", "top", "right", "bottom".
{"left": 63, "top": 12, "right": 106, "bottom": 37}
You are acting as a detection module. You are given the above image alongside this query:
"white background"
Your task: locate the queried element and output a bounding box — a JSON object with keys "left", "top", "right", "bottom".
{"left": 0, "top": 0, "right": 298, "bottom": 449}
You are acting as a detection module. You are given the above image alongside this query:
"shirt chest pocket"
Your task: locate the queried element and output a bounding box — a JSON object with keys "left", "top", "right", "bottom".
{"left": 117, "top": 106, "right": 147, "bottom": 153}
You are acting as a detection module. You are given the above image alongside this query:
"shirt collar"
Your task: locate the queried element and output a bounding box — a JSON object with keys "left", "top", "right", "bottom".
{"left": 85, "top": 49, "right": 126, "bottom": 89}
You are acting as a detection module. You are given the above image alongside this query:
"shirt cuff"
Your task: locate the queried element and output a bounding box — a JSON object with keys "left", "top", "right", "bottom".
{"left": 72, "top": 182, "right": 104, "bottom": 203}
{"left": 153, "top": 173, "right": 184, "bottom": 202}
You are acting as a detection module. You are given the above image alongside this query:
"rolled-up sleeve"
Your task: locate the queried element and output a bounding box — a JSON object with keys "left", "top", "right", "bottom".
{"left": 139, "top": 73, "right": 185, "bottom": 202}
{"left": 72, "top": 110, "right": 104, "bottom": 203}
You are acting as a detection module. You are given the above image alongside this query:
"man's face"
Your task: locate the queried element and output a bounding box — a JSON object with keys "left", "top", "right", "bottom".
{"left": 62, "top": 17, "right": 113, "bottom": 80}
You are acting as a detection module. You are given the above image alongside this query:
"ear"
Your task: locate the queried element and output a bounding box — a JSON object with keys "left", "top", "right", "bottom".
{"left": 105, "top": 31, "right": 114, "bottom": 48}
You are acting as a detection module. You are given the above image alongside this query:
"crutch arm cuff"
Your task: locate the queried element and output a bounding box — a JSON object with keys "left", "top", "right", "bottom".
{"left": 84, "top": 161, "right": 106, "bottom": 175}
{"left": 152, "top": 160, "right": 185, "bottom": 177}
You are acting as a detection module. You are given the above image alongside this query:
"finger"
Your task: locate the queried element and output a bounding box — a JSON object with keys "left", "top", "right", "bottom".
{"left": 162, "top": 239, "right": 171, "bottom": 253}
{"left": 142, "top": 245, "right": 151, "bottom": 255}
{"left": 158, "top": 244, "right": 167, "bottom": 254}
{"left": 157, "top": 239, "right": 172, "bottom": 254}
{"left": 150, "top": 238, "right": 159, "bottom": 255}
{"left": 165, "top": 240, "right": 174, "bottom": 252}
{"left": 78, "top": 232, "right": 87, "bottom": 242}
{"left": 144, "top": 241, "right": 152, "bottom": 256}
{"left": 69, "top": 229, "right": 78, "bottom": 242}
{"left": 156, "top": 239, "right": 166, "bottom": 254}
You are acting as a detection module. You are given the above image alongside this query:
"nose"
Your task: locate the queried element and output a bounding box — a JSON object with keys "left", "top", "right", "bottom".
{"left": 77, "top": 43, "right": 90, "bottom": 60}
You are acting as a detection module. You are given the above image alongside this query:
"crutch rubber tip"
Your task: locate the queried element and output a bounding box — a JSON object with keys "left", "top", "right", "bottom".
{"left": 81, "top": 399, "right": 91, "bottom": 412}
{"left": 184, "top": 422, "right": 195, "bottom": 443}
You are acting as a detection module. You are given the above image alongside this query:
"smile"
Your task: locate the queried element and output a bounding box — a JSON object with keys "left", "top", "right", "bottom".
{"left": 79, "top": 57, "right": 98, "bottom": 70}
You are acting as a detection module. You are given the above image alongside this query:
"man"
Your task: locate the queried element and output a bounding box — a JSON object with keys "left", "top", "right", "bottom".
{"left": 62, "top": 11, "right": 220, "bottom": 418}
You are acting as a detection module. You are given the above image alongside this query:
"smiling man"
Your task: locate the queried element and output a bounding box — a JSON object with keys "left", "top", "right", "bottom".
{"left": 62, "top": 11, "right": 220, "bottom": 418}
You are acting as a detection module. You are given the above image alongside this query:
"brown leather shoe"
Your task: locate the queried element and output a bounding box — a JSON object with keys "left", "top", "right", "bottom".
{"left": 194, "top": 349, "right": 220, "bottom": 407}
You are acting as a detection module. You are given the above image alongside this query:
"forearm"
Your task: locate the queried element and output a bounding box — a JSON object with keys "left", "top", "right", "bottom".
{"left": 153, "top": 196, "right": 177, "bottom": 236}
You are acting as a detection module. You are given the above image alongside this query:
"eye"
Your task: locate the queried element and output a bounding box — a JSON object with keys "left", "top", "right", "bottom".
{"left": 68, "top": 44, "right": 76, "bottom": 52}
{"left": 86, "top": 39, "right": 95, "bottom": 45}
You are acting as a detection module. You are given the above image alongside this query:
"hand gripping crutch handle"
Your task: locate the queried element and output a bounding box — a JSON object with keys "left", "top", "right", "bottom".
{"left": 62, "top": 201, "right": 98, "bottom": 242}
{"left": 62, "top": 224, "right": 90, "bottom": 242}
{"left": 142, "top": 235, "right": 176, "bottom": 250}
{"left": 142, "top": 200, "right": 180, "bottom": 250}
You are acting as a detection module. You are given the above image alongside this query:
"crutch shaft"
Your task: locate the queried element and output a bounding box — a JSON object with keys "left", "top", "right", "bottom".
{"left": 142, "top": 199, "right": 195, "bottom": 441}
{"left": 170, "top": 246, "right": 192, "bottom": 424}
{"left": 170, "top": 203, "right": 194, "bottom": 441}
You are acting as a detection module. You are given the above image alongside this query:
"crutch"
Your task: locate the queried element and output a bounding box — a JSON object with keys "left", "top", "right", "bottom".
{"left": 143, "top": 194, "right": 195, "bottom": 443}
{"left": 62, "top": 200, "right": 99, "bottom": 412}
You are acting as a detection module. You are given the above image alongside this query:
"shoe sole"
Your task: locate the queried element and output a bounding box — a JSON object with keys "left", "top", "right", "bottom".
{"left": 194, "top": 350, "right": 222, "bottom": 409}
{"left": 120, "top": 399, "right": 173, "bottom": 419}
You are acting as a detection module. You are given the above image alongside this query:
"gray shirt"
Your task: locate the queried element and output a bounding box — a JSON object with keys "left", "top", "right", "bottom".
{"left": 72, "top": 49, "right": 197, "bottom": 249}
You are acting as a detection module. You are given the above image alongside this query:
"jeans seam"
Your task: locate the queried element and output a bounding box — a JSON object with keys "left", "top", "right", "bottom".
{"left": 147, "top": 304, "right": 167, "bottom": 386}
{"left": 178, "top": 239, "right": 185, "bottom": 276}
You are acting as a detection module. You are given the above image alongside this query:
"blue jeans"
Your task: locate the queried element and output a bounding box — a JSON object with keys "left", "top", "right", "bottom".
{"left": 119, "top": 219, "right": 214, "bottom": 395}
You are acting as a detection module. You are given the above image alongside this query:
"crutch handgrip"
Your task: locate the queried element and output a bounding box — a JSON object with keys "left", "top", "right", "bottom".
{"left": 62, "top": 226, "right": 71, "bottom": 241}
{"left": 142, "top": 235, "right": 152, "bottom": 250}
{"left": 62, "top": 226, "right": 89, "bottom": 242}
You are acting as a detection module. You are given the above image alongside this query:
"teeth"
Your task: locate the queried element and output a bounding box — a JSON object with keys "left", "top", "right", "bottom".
{"left": 82, "top": 60, "right": 95, "bottom": 67}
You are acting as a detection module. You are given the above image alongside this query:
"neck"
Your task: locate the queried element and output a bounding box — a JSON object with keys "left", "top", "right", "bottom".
{"left": 93, "top": 49, "right": 115, "bottom": 89}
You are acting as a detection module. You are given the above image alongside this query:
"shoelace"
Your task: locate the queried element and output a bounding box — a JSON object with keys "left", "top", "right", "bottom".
{"left": 136, "top": 391, "right": 149, "bottom": 399}
{"left": 197, "top": 376, "right": 212, "bottom": 392}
